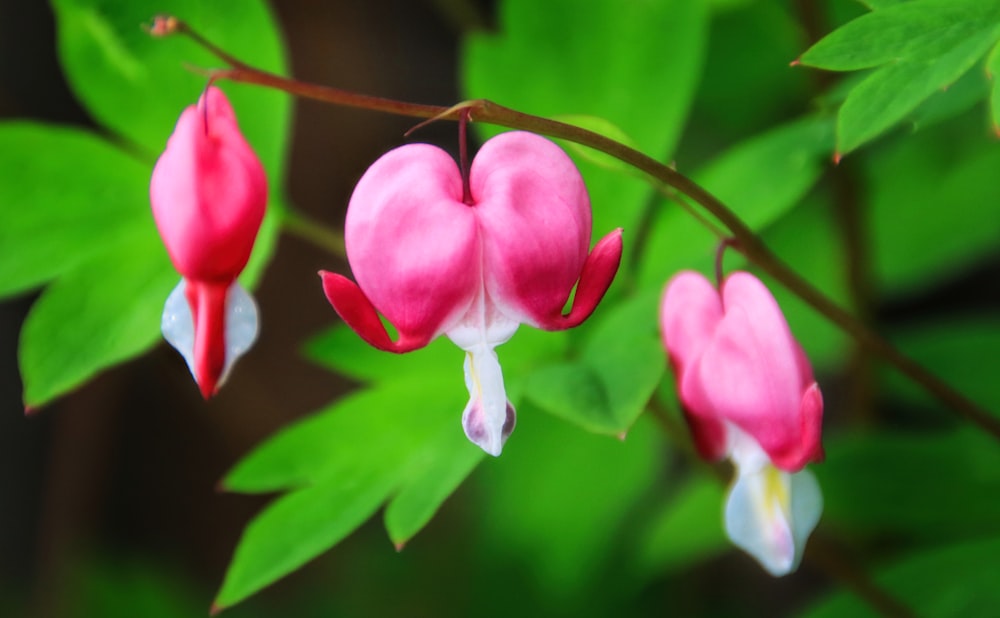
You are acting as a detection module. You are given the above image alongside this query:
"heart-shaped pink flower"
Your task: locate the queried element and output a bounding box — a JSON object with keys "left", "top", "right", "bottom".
{"left": 322, "top": 131, "right": 622, "bottom": 455}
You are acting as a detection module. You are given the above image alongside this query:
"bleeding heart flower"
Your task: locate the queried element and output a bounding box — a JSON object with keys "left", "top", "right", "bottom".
{"left": 150, "top": 86, "right": 267, "bottom": 398}
{"left": 321, "top": 131, "right": 622, "bottom": 456}
{"left": 660, "top": 270, "right": 824, "bottom": 576}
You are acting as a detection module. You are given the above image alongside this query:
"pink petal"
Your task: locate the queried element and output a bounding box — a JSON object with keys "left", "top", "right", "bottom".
{"left": 471, "top": 132, "right": 593, "bottom": 327}
{"left": 345, "top": 143, "right": 480, "bottom": 342}
{"left": 320, "top": 271, "right": 431, "bottom": 353}
{"left": 150, "top": 86, "right": 266, "bottom": 282}
{"left": 659, "top": 270, "right": 724, "bottom": 376}
{"left": 532, "top": 229, "right": 623, "bottom": 330}
{"left": 697, "top": 272, "right": 812, "bottom": 469}
{"left": 183, "top": 279, "right": 229, "bottom": 399}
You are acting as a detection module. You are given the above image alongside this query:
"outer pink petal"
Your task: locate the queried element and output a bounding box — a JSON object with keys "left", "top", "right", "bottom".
{"left": 660, "top": 271, "right": 728, "bottom": 459}
{"left": 150, "top": 86, "right": 266, "bottom": 282}
{"left": 659, "top": 270, "right": 723, "bottom": 375}
{"left": 320, "top": 272, "right": 431, "bottom": 353}
{"left": 345, "top": 143, "right": 480, "bottom": 342}
{"left": 470, "top": 132, "right": 592, "bottom": 326}
{"left": 698, "top": 272, "right": 813, "bottom": 470}
{"left": 532, "top": 229, "right": 623, "bottom": 330}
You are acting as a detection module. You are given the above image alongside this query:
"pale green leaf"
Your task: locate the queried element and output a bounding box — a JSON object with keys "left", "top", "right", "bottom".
{"left": 836, "top": 31, "right": 999, "bottom": 154}
{"left": 0, "top": 123, "right": 150, "bottom": 298}
{"left": 799, "top": 1, "right": 1000, "bottom": 70}
{"left": 19, "top": 234, "right": 176, "bottom": 407}
{"left": 988, "top": 38, "right": 1000, "bottom": 132}
{"left": 214, "top": 467, "right": 399, "bottom": 611}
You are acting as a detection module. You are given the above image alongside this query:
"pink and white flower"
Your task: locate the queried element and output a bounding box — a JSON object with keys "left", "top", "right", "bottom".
{"left": 150, "top": 86, "right": 267, "bottom": 399}
{"left": 321, "top": 131, "right": 622, "bottom": 456}
{"left": 660, "top": 270, "right": 824, "bottom": 575}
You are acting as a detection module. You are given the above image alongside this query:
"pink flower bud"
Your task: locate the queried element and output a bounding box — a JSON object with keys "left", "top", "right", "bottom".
{"left": 321, "top": 131, "right": 623, "bottom": 455}
{"left": 660, "top": 270, "right": 824, "bottom": 575}
{"left": 150, "top": 87, "right": 267, "bottom": 398}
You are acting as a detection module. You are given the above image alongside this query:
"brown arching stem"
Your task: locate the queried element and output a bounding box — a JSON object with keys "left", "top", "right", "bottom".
{"left": 148, "top": 16, "right": 1000, "bottom": 442}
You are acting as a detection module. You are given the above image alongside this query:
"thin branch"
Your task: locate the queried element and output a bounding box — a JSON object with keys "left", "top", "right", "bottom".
{"left": 281, "top": 209, "right": 346, "bottom": 257}
{"left": 147, "top": 16, "right": 1000, "bottom": 442}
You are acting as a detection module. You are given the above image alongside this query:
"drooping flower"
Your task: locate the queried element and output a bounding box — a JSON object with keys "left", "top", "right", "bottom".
{"left": 660, "top": 270, "right": 824, "bottom": 576}
{"left": 321, "top": 131, "right": 623, "bottom": 456}
{"left": 150, "top": 86, "right": 267, "bottom": 398}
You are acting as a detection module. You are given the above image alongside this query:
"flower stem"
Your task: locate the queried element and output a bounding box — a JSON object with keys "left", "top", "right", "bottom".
{"left": 281, "top": 208, "right": 346, "bottom": 257}
{"left": 150, "top": 16, "right": 1000, "bottom": 442}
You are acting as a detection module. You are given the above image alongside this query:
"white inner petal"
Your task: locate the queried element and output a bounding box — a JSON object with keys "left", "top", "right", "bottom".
{"left": 724, "top": 462, "right": 822, "bottom": 577}
{"left": 161, "top": 279, "right": 259, "bottom": 387}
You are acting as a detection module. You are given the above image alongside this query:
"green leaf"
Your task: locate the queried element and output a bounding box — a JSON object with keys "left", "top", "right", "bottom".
{"left": 886, "top": 317, "right": 1000, "bottom": 413}
{"left": 798, "top": 0, "right": 1000, "bottom": 154}
{"left": 462, "top": 0, "right": 709, "bottom": 237}
{"left": 799, "top": 1, "right": 1000, "bottom": 70}
{"left": 634, "top": 474, "right": 727, "bottom": 574}
{"left": 219, "top": 376, "right": 484, "bottom": 608}
{"left": 51, "top": 0, "right": 290, "bottom": 176}
{"left": 865, "top": 114, "right": 1000, "bottom": 297}
{"left": 803, "top": 535, "right": 1000, "bottom": 618}
{"left": 523, "top": 293, "right": 664, "bottom": 434}
{"left": 988, "top": 39, "right": 1000, "bottom": 132}
{"left": 19, "top": 234, "right": 176, "bottom": 407}
{"left": 0, "top": 123, "right": 151, "bottom": 298}
{"left": 215, "top": 467, "right": 400, "bottom": 612}
{"left": 836, "top": 33, "right": 998, "bottom": 154}
{"left": 816, "top": 428, "right": 1000, "bottom": 538}
{"left": 638, "top": 115, "right": 834, "bottom": 289}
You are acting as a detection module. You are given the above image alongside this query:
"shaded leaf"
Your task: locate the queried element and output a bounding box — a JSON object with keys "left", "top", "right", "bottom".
{"left": 634, "top": 474, "right": 727, "bottom": 574}
{"left": 462, "top": 0, "right": 709, "bottom": 237}
{"left": 816, "top": 428, "right": 1000, "bottom": 537}
{"left": 803, "top": 536, "right": 1000, "bottom": 618}
{"left": 523, "top": 293, "right": 664, "bottom": 434}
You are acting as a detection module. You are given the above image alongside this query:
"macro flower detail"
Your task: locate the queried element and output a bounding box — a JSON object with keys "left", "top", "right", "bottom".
{"left": 321, "top": 131, "right": 623, "bottom": 456}
{"left": 660, "top": 270, "right": 824, "bottom": 576}
{"left": 150, "top": 86, "right": 267, "bottom": 399}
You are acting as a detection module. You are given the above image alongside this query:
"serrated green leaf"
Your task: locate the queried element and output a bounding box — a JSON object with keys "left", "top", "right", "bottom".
{"left": 51, "top": 0, "right": 290, "bottom": 176}
{"left": 220, "top": 376, "right": 485, "bottom": 608}
{"left": 799, "top": 0, "right": 1000, "bottom": 71}
{"left": 214, "top": 466, "right": 399, "bottom": 612}
{"left": 462, "top": 0, "right": 709, "bottom": 238}
{"left": 224, "top": 376, "right": 465, "bottom": 494}
{"left": 523, "top": 363, "right": 616, "bottom": 433}
{"left": 634, "top": 474, "right": 727, "bottom": 574}
{"left": 638, "top": 115, "right": 834, "bottom": 289}
{"left": 817, "top": 428, "right": 1000, "bottom": 537}
{"left": 19, "top": 234, "right": 176, "bottom": 407}
{"left": 383, "top": 433, "right": 483, "bottom": 546}
{"left": 836, "top": 31, "right": 999, "bottom": 154}
{"left": 803, "top": 536, "right": 1000, "bottom": 618}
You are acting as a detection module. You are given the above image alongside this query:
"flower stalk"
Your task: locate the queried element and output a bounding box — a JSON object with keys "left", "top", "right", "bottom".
{"left": 146, "top": 15, "right": 1000, "bottom": 442}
